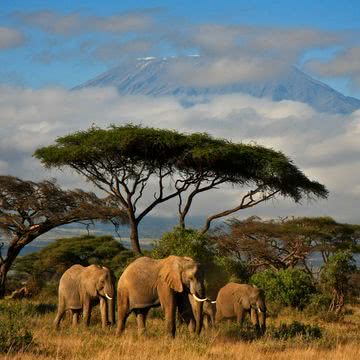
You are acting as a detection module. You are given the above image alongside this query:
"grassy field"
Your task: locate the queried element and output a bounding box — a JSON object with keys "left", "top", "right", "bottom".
{"left": 1, "top": 298, "right": 360, "bottom": 360}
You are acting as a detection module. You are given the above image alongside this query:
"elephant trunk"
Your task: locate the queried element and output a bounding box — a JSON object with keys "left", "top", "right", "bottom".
{"left": 105, "top": 281, "right": 115, "bottom": 325}
{"left": 194, "top": 299, "right": 203, "bottom": 335}
{"left": 107, "top": 297, "right": 115, "bottom": 325}
{"left": 257, "top": 299, "right": 266, "bottom": 335}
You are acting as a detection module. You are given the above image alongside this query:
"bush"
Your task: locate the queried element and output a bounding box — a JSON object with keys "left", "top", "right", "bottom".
{"left": 152, "top": 227, "right": 215, "bottom": 263}
{"left": 251, "top": 268, "right": 315, "bottom": 309}
{"left": 305, "top": 293, "right": 332, "bottom": 315}
{"left": 0, "top": 303, "right": 33, "bottom": 353}
{"left": 270, "top": 320, "right": 322, "bottom": 340}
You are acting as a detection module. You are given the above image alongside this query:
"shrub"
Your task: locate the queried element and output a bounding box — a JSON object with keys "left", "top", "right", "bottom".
{"left": 320, "top": 250, "right": 357, "bottom": 313}
{"left": 0, "top": 304, "right": 33, "bottom": 353}
{"left": 152, "top": 227, "right": 215, "bottom": 263}
{"left": 251, "top": 268, "right": 315, "bottom": 309}
{"left": 305, "top": 293, "right": 333, "bottom": 315}
{"left": 270, "top": 320, "right": 322, "bottom": 340}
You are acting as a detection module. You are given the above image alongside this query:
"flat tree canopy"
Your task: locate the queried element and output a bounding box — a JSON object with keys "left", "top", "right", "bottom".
{"left": 0, "top": 175, "right": 127, "bottom": 297}
{"left": 34, "top": 124, "right": 328, "bottom": 253}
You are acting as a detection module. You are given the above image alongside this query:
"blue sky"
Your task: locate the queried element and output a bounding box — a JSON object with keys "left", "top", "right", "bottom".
{"left": 1, "top": 0, "right": 360, "bottom": 94}
{"left": 2, "top": 1, "right": 360, "bottom": 223}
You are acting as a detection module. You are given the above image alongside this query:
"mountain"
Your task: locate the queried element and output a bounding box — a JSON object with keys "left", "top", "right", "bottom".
{"left": 74, "top": 57, "right": 360, "bottom": 114}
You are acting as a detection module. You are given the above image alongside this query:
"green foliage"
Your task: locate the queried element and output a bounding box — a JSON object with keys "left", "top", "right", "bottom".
{"left": 0, "top": 302, "right": 33, "bottom": 353}
{"left": 270, "top": 321, "right": 322, "bottom": 340}
{"left": 305, "top": 293, "right": 333, "bottom": 315}
{"left": 14, "top": 235, "right": 136, "bottom": 284}
{"left": 35, "top": 124, "right": 327, "bottom": 205}
{"left": 251, "top": 268, "right": 315, "bottom": 309}
{"left": 151, "top": 227, "right": 215, "bottom": 263}
{"left": 320, "top": 250, "right": 357, "bottom": 294}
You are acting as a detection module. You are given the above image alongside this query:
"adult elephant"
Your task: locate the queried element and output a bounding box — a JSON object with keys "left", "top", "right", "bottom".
{"left": 215, "top": 283, "right": 266, "bottom": 334}
{"left": 54, "top": 264, "right": 115, "bottom": 329}
{"left": 116, "top": 255, "right": 207, "bottom": 337}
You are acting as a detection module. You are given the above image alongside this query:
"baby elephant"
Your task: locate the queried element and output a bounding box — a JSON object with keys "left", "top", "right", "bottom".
{"left": 215, "top": 283, "right": 266, "bottom": 334}
{"left": 54, "top": 264, "right": 115, "bottom": 329}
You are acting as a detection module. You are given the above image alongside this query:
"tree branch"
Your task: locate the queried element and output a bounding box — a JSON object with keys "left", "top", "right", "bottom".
{"left": 200, "top": 188, "right": 280, "bottom": 235}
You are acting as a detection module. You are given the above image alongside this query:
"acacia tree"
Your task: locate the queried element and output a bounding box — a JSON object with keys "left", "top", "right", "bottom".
{"left": 35, "top": 124, "right": 328, "bottom": 254}
{"left": 320, "top": 251, "right": 357, "bottom": 314}
{"left": 218, "top": 216, "right": 360, "bottom": 274}
{"left": 0, "top": 175, "right": 127, "bottom": 298}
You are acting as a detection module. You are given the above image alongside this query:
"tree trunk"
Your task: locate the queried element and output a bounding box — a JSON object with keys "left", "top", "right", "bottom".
{"left": 0, "top": 263, "right": 7, "bottom": 299}
{"left": 179, "top": 214, "right": 185, "bottom": 230}
{"left": 129, "top": 221, "right": 142, "bottom": 254}
{"left": 0, "top": 238, "right": 27, "bottom": 299}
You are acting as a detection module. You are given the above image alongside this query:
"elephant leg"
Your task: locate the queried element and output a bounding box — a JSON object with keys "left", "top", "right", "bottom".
{"left": 71, "top": 309, "right": 79, "bottom": 326}
{"left": 160, "top": 292, "right": 176, "bottom": 338}
{"left": 83, "top": 298, "right": 92, "bottom": 327}
{"left": 135, "top": 308, "right": 149, "bottom": 336}
{"left": 54, "top": 296, "right": 66, "bottom": 329}
{"left": 251, "top": 308, "right": 260, "bottom": 333}
{"left": 237, "top": 308, "right": 245, "bottom": 327}
{"left": 203, "top": 315, "right": 209, "bottom": 330}
{"left": 100, "top": 297, "right": 108, "bottom": 329}
{"left": 116, "top": 291, "right": 130, "bottom": 336}
{"left": 187, "top": 318, "right": 195, "bottom": 334}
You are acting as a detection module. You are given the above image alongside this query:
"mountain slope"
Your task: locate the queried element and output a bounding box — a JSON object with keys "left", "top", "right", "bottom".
{"left": 75, "top": 57, "right": 360, "bottom": 114}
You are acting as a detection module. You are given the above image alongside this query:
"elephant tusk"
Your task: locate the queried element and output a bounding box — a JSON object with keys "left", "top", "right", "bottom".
{"left": 192, "top": 293, "right": 208, "bottom": 302}
{"left": 105, "top": 293, "right": 113, "bottom": 300}
{"left": 258, "top": 307, "right": 262, "bottom": 313}
{"left": 211, "top": 300, "right": 217, "bottom": 304}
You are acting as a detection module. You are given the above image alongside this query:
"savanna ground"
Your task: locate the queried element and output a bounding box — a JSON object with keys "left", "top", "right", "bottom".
{"left": 1, "top": 295, "right": 360, "bottom": 360}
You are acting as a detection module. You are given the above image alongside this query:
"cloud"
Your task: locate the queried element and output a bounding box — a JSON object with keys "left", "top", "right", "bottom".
{"left": 306, "top": 46, "right": 360, "bottom": 89}
{"left": 1, "top": 85, "right": 359, "bottom": 222}
{"left": 0, "top": 26, "right": 26, "bottom": 50}
{"left": 163, "top": 24, "right": 345, "bottom": 86}
{"left": 14, "top": 9, "right": 156, "bottom": 36}
{"left": 7, "top": 9, "right": 349, "bottom": 86}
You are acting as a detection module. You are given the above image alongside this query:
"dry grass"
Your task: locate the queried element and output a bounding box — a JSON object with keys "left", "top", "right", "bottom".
{"left": 1, "top": 300, "right": 360, "bottom": 360}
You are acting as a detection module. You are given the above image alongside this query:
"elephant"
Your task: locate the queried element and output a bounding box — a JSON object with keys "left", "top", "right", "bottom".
{"left": 203, "top": 299, "right": 216, "bottom": 329}
{"left": 177, "top": 294, "right": 216, "bottom": 332}
{"left": 215, "top": 282, "right": 266, "bottom": 334}
{"left": 54, "top": 264, "right": 115, "bottom": 329}
{"left": 116, "top": 255, "right": 207, "bottom": 337}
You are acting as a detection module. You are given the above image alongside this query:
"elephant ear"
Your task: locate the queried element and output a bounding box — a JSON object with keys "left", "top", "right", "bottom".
{"left": 159, "top": 256, "right": 183, "bottom": 293}
{"left": 84, "top": 265, "right": 100, "bottom": 297}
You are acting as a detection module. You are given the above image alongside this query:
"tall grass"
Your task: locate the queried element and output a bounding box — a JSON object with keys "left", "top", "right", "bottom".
{"left": 0, "top": 298, "right": 359, "bottom": 360}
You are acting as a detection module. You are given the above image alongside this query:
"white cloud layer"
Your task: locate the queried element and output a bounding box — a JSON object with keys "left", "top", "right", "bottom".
{"left": 1, "top": 86, "right": 359, "bottom": 223}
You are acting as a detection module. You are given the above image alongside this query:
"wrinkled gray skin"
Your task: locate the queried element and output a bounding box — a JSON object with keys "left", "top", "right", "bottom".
{"left": 54, "top": 264, "right": 115, "bottom": 329}
{"left": 215, "top": 283, "right": 266, "bottom": 334}
{"left": 116, "top": 256, "right": 206, "bottom": 337}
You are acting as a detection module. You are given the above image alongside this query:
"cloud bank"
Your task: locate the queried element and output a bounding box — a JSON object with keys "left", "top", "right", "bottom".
{"left": 1, "top": 85, "right": 359, "bottom": 222}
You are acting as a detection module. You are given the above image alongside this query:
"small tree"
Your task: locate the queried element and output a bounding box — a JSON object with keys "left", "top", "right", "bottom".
{"left": 320, "top": 251, "right": 357, "bottom": 314}
{"left": 251, "top": 268, "right": 315, "bottom": 309}
{"left": 35, "top": 124, "right": 327, "bottom": 254}
{"left": 218, "top": 216, "right": 360, "bottom": 273}
{"left": 0, "top": 175, "right": 127, "bottom": 298}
